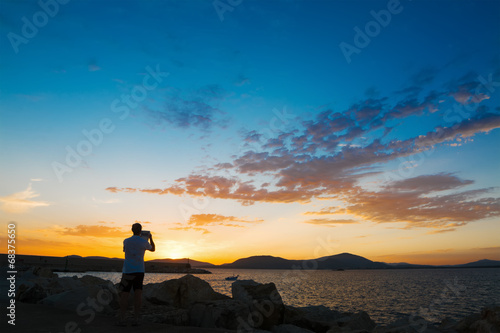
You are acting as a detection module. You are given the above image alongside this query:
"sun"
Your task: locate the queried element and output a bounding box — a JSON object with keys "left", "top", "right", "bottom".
{"left": 157, "top": 249, "right": 187, "bottom": 260}
{"left": 167, "top": 251, "right": 183, "bottom": 259}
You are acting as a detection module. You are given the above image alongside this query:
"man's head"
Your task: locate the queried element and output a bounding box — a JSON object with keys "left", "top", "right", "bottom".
{"left": 132, "top": 223, "right": 142, "bottom": 236}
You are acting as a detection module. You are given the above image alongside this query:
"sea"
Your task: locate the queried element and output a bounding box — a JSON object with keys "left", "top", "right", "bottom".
{"left": 56, "top": 267, "right": 500, "bottom": 324}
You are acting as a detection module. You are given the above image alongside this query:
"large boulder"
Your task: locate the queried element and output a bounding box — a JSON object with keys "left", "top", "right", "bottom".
{"left": 373, "top": 315, "right": 438, "bottom": 333}
{"left": 20, "top": 266, "right": 56, "bottom": 279}
{"left": 142, "top": 306, "right": 190, "bottom": 326}
{"left": 284, "top": 305, "right": 376, "bottom": 333}
{"left": 285, "top": 305, "right": 339, "bottom": 333}
{"left": 40, "top": 282, "right": 119, "bottom": 315}
{"left": 189, "top": 299, "right": 252, "bottom": 330}
{"left": 333, "top": 311, "right": 376, "bottom": 332}
{"left": 16, "top": 280, "right": 48, "bottom": 303}
{"left": 144, "top": 274, "right": 229, "bottom": 308}
{"left": 273, "top": 324, "right": 315, "bottom": 333}
{"left": 232, "top": 279, "right": 285, "bottom": 330}
{"left": 453, "top": 305, "right": 500, "bottom": 333}
{"left": 17, "top": 273, "right": 107, "bottom": 303}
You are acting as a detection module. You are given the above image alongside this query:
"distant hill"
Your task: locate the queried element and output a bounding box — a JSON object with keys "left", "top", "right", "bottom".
{"left": 55, "top": 254, "right": 500, "bottom": 270}
{"left": 385, "top": 262, "right": 434, "bottom": 268}
{"left": 219, "top": 253, "right": 390, "bottom": 270}
{"left": 316, "top": 253, "right": 390, "bottom": 270}
{"left": 220, "top": 255, "right": 301, "bottom": 269}
{"left": 455, "top": 259, "right": 500, "bottom": 268}
{"left": 85, "top": 256, "right": 122, "bottom": 260}
{"left": 148, "top": 258, "right": 216, "bottom": 268}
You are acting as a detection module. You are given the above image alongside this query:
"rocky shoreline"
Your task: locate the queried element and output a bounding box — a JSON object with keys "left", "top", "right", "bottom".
{"left": 14, "top": 267, "right": 500, "bottom": 332}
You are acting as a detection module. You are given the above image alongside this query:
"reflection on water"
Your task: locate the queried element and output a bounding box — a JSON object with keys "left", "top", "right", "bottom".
{"left": 57, "top": 268, "right": 500, "bottom": 324}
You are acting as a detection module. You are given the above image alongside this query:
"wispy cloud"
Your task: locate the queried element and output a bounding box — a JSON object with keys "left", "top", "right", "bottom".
{"left": 170, "top": 213, "right": 263, "bottom": 234}
{"left": 143, "top": 84, "right": 229, "bottom": 131}
{"left": 107, "top": 68, "right": 500, "bottom": 232}
{"left": 304, "top": 219, "right": 359, "bottom": 227}
{"left": 55, "top": 224, "right": 129, "bottom": 237}
{"left": 0, "top": 184, "right": 50, "bottom": 213}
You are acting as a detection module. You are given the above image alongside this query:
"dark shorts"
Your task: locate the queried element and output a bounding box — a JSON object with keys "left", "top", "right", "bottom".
{"left": 119, "top": 272, "right": 145, "bottom": 292}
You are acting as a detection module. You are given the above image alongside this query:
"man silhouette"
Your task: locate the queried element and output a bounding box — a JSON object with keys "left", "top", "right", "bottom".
{"left": 117, "top": 222, "right": 155, "bottom": 326}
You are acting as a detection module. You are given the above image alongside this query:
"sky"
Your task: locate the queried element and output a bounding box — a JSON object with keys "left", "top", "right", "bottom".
{"left": 0, "top": 0, "right": 499, "bottom": 265}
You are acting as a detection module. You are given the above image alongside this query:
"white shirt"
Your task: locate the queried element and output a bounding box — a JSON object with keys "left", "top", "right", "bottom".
{"left": 122, "top": 235, "right": 152, "bottom": 273}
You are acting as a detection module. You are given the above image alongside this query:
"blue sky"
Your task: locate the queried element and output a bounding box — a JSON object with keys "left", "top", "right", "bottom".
{"left": 0, "top": 0, "right": 499, "bottom": 264}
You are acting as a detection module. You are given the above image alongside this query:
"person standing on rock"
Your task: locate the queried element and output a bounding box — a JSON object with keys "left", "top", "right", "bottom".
{"left": 117, "top": 222, "right": 155, "bottom": 326}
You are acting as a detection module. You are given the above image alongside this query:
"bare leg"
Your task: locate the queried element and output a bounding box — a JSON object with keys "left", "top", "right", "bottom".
{"left": 119, "top": 291, "right": 129, "bottom": 321}
{"left": 133, "top": 289, "right": 142, "bottom": 320}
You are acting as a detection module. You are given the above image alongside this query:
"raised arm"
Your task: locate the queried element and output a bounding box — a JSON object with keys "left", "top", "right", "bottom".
{"left": 149, "top": 233, "right": 156, "bottom": 252}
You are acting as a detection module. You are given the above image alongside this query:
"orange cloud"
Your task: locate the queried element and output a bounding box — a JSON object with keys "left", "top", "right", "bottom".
{"left": 304, "top": 218, "right": 359, "bottom": 227}
{"left": 169, "top": 214, "right": 263, "bottom": 234}
{"left": 105, "top": 77, "right": 500, "bottom": 233}
{"left": 188, "top": 213, "right": 263, "bottom": 226}
{"left": 56, "top": 224, "right": 129, "bottom": 237}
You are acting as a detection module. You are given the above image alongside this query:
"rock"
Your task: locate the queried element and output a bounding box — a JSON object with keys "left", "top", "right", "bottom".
{"left": 144, "top": 274, "right": 229, "bottom": 308}
{"left": 284, "top": 305, "right": 341, "bottom": 333}
{"left": 454, "top": 312, "right": 482, "bottom": 333}
{"left": 23, "top": 266, "right": 56, "bottom": 279}
{"left": 439, "top": 317, "right": 458, "bottom": 331}
{"left": 232, "top": 279, "right": 286, "bottom": 330}
{"left": 49, "top": 276, "right": 84, "bottom": 294}
{"left": 479, "top": 305, "right": 500, "bottom": 332}
{"left": 143, "top": 307, "right": 190, "bottom": 326}
{"left": 40, "top": 282, "right": 119, "bottom": 315}
{"left": 17, "top": 281, "right": 48, "bottom": 303}
{"left": 79, "top": 275, "right": 109, "bottom": 286}
{"left": 300, "top": 305, "right": 344, "bottom": 322}
{"left": 335, "top": 311, "right": 376, "bottom": 332}
{"left": 453, "top": 305, "right": 500, "bottom": 333}
{"left": 273, "top": 324, "right": 315, "bottom": 333}
{"left": 373, "top": 315, "right": 439, "bottom": 333}
{"left": 189, "top": 299, "right": 252, "bottom": 330}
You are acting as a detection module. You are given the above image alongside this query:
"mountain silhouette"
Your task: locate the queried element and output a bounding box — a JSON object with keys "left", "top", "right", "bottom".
{"left": 220, "top": 253, "right": 390, "bottom": 270}
{"left": 316, "top": 253, "right": 389, "bottom": 269}
{"left": 148, "top": 258, "right": 216, "bottom": 268}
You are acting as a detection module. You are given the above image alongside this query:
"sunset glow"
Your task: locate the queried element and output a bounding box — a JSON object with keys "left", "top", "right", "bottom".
{"left": 1, "top": 0, "right": 499, "bottom": 267}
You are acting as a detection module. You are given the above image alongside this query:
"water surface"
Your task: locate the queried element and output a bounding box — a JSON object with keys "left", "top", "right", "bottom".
{"left": 57, "top": 268, "right": 500, "bottom": 324}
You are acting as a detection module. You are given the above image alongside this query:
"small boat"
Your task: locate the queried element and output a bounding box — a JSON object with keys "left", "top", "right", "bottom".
{"left": 225, "top": 275, "right": 239, "bottom": 281}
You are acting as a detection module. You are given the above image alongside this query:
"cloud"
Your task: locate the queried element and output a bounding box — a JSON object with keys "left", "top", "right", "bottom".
{"left": 169, "top": 213, "right": 263, "bottom": 233}
{"left": 304, "top": 219, "right": 359, "bottom": 227}
{"left": 0, "top": 184, "right": 50, "bottom": 213}
{"left": 450, "top": 82, "right": 490, "bottom": 105}
{"left": 143, "top": 84, "right": 229, "bottom": 131}
{"left": 340, "top": 176, "right": 500, "bottom": 229}
{"left": 188, "top": 213, "right": 263, "bottom": 226}
{"left": 235, "top": 74, "right": 250, "bottom": 86}
{"left": 55, "top": 224, "right": 129, "bottom": 237}
{"left": 107, "top": 68, "right": 500, "bottom": 231}
{"left": 303, "top": 207, "right": 341, "bottom": 215}
{"left": 169, "top": 224, "right": 212, "bottom": 234}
